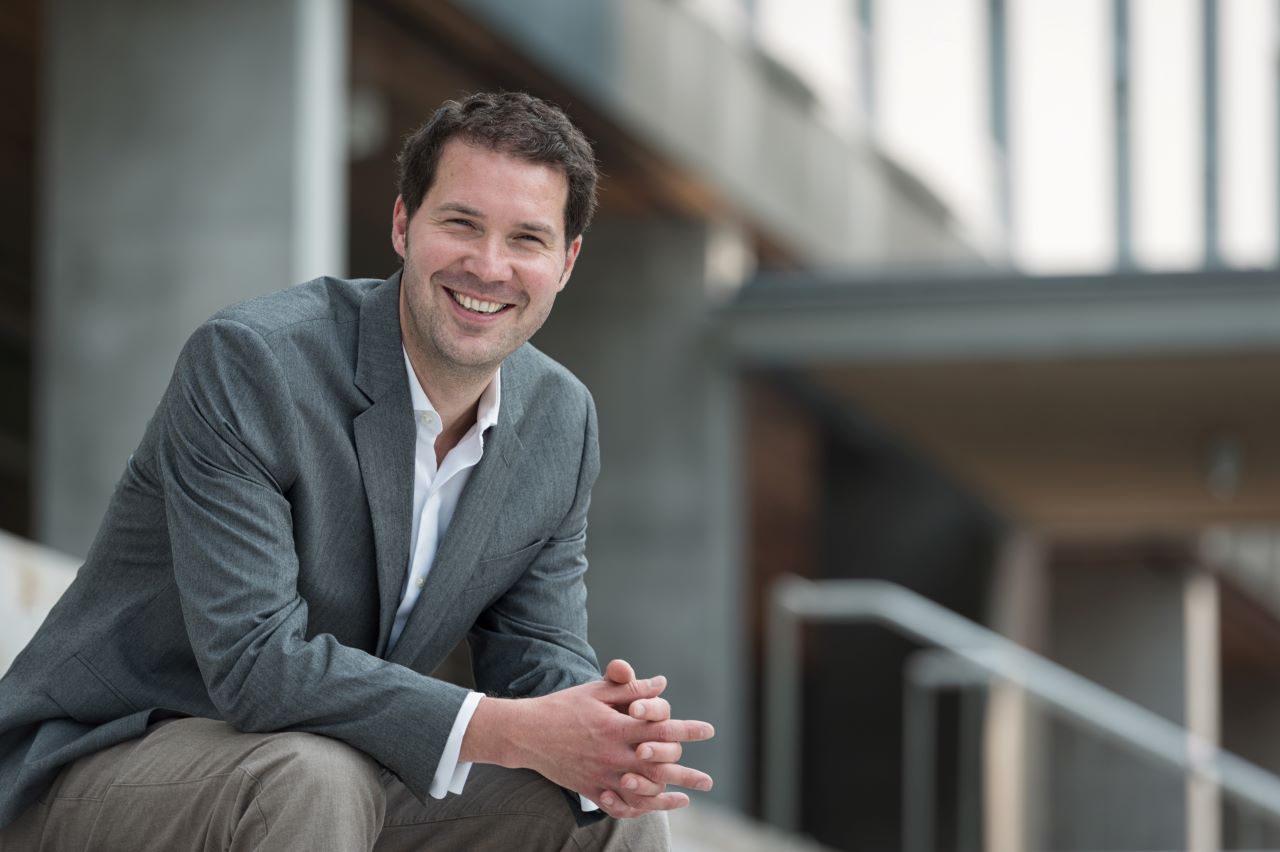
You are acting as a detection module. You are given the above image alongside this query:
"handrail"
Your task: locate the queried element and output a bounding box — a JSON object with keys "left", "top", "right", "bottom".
{"left": 764, "top": 576, "right": 1280, "bottom": 835}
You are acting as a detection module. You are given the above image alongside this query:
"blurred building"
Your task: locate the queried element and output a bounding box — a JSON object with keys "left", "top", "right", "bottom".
{"left": 4, "top": 1, "right": 1280, "bottom": 850}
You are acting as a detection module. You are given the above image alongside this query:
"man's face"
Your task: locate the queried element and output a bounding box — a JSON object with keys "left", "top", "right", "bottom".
{"left": 392, "top": 139, "right": 582, "bottom": 381}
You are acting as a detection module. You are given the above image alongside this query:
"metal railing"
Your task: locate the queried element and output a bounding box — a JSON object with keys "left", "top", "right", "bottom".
{"left": 764, "top": 576, "right": 1280, "bottom": 847}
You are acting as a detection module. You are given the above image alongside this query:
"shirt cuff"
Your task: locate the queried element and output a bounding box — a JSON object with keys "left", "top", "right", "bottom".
{"left": 428, "top": 691, "right": 484, "bottom": 798}
{"left": 428, "top": 692, "right": 602, "bottom": 813}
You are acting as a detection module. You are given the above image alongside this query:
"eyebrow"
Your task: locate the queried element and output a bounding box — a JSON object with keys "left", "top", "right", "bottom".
{"left": 434, "top": 202, "right": 558, "bottom": 237}
{"left": 435, "top": 202, "right": 483, "bottom": 219}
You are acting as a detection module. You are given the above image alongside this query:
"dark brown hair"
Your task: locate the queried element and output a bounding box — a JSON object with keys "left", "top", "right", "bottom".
{"left": 396, "top": 91, "right": 599, "bottom": 241}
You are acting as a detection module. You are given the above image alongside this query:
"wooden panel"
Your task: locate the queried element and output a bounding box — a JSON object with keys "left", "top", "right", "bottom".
{"left": 811, "top": 353, "right": 1280, "bottom": 532}
{"left": 1220, "top": 575, "right": 1280, "bottom": 676}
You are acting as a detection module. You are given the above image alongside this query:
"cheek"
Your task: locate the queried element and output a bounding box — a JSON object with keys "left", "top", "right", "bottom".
{"left": 519, "top": 258, "right": 572, "bottom": 292}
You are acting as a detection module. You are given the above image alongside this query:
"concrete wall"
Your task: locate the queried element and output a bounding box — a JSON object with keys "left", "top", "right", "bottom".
{"left": 534, "top": 217, "right": 747, "bottom": 810}
{"left": 36, "top": 0, "right": 345, "bottom": 556}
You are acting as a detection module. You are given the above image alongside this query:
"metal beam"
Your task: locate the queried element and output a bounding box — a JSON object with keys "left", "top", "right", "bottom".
{"left": 1204, "top": 0, "right": 1222, "bottom": 266}
{"left": 859, "top": 0, "right": 876, "bottom": 127}
{"left": 715, "top": 269, "right": 1280, "bottom": 364}
{"left": 1114, "top": 0, "right": 1133, "bottom": 268}
{"left": 989, "top": 0, "right": 1012, "bottom": 260}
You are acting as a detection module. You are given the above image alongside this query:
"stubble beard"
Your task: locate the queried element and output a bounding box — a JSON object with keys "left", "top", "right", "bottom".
{"left": 400, "top": 255, "right": 553, "bottom": 387}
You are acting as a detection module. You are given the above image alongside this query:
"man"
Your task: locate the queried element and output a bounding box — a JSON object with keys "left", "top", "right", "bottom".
{"left": 0, "top": 92, "right": 713, "bottom": 850}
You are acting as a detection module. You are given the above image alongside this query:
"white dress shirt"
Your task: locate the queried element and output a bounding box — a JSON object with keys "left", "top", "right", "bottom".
{"left": 395, "top": 350, "right": 597, "bottom": 811}
{"left": 391, "top": 349, "right": 497, "bottom": 799}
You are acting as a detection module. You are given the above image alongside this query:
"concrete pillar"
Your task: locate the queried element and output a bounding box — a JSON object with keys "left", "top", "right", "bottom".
{"left": 1184, "top": 567, "right": 1221, "bottom": 852}
{"left": 1046, "top": 548, "right": 1194, "bottom": 850}
{"left": 983, "top": 529, "right": 1048, "bottom": 852}
{"left": 535, "top": 217, "right": 748, "bottom": 810}
{"left": 36, "top": 0, "right": 347, "bottom": 556}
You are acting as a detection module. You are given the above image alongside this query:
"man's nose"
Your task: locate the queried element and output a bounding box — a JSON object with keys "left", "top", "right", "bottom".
{"left": 460, "top": 235, "right": 513, "bottom": 283}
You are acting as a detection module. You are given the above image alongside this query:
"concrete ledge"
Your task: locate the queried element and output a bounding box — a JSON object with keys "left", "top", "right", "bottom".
{"left": 0, "top": 531, "right": 78, "bottom": 672}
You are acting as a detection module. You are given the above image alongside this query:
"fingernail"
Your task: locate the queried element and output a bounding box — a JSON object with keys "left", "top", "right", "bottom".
{"left": 624, "top": 777, "right": 638, "bottom": 790}
{"left": 640, "top": 745, "right": 654, "bottom": 760}
{"left": 699, "top": 780, "right": 713, "bottom": 791}
{"left": 632, "top": 700, "right": 646, "bottom": 717}
{"left": 650, "top": 676, "right": 666, "bottom": 690}
{"left": 601, "top": 793, "right": 614, "bottom": 806}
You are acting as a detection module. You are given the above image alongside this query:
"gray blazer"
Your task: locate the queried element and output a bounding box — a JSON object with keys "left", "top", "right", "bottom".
{"left": 0, "top": 273, "right": 602, "bottom": 827}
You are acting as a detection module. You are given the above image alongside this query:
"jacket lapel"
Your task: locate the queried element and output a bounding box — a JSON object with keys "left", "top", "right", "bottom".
{"left": 386, "top": 350, "right": 530, "bottom": 667}
{"left": 350, "top": 272, "right": 417, "bottom": 657}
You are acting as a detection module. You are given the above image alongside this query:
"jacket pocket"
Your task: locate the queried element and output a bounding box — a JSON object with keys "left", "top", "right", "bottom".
{"left": 45, "top": 653, "right": 139, "bottom": 724}
{"left": 465, "top": 538, "right": 548, "bottom": 591}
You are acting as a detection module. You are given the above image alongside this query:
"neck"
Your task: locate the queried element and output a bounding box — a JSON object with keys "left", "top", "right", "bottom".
{"left": 405, "top": 347, "right": 493, "bottom": 462}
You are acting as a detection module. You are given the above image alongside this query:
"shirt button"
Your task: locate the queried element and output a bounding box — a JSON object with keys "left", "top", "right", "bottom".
{"left": 415, "top": 576, "right": 426, "bottom": 589}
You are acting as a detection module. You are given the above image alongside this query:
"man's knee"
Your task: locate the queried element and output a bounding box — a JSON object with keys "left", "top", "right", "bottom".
{"left": 246, "top": 730, "right": 384, "bottom": 799}
{"left": 239, "top": 730, "right": 387, "bottom": 847}
{"left": 581, "top": 811, "right": 670, "bottom": 852}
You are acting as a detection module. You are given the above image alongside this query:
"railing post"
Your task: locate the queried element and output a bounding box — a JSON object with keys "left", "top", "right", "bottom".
{"left": 902, "top": 665, "right": 938, "bottom": 852}
{"left": 765, "top": 578, "right": 804, "bottom": 830}
{"left": 957, "top": 687, "right": 985, "bottom": 850}
{"left": 766, "top": 576, "right": 1280, "bottom": 840}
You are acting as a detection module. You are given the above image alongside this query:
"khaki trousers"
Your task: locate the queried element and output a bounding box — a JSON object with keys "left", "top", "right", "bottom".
{"left": 0, "top": 718, "right": 668, "bottom": 851}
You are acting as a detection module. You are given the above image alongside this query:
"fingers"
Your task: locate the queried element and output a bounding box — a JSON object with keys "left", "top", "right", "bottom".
{"left": 636, "top": 741, "right": 682, "bottom": 763}
{"left": 619, "top": 771, "right": 664, "bottom": 797}
{"left": 639, "top": 761, "right": 714, "bottom": 792}
{"left": 601, "top": 659, "right": 669, "bottom": 707}
{"left": 634, "top": 740, "right": 712, "bottom": 790}
{"left": 596, "top": 788, "right": 690, "bottom": 818}
{"left": 593, "top": 674, "right": 667, "bottom": 706}
{"left": 643, "top": 718, "right": 715, "bottom": 744}
{"left": 628, "top": 697, "right": 670, "bottom": 722}
{"left": 604, "top": 659, "right": 636, "bottom": 685}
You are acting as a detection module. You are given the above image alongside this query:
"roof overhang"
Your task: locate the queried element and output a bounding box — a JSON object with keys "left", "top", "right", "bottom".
{"left": 717, "top": 268, "right": 1280, "bottom": 532}
{"left": 717, "top": 268, "right": 1280, "bottom": 365}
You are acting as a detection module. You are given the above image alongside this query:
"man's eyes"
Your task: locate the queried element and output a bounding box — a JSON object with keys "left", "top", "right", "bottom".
{"left": 443, "top": 220, "right": 548, "bottom": 247}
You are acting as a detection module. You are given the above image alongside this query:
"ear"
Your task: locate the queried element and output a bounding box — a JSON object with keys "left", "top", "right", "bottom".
{"left": 391, "top": 195, "right": 409, "bottom": 259}
{"left": 557, "top": 235, "right": 583, "bottom": 292}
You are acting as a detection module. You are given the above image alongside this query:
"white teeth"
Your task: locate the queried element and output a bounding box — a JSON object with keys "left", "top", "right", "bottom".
{"left": 451, "top": 291, "right": 507, "bottom": 314}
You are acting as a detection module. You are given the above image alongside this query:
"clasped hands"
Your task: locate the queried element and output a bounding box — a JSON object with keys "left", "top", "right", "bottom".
{"left": 582, "top": 659, "right": 715, "bottom": 818}
{"left": 463, "top": 658, "right": 715, "bottom": 819}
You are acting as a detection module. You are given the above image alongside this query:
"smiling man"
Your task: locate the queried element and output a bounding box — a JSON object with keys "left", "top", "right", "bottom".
{"left": 0, "top": 92, "right": 713, "bottom": 851}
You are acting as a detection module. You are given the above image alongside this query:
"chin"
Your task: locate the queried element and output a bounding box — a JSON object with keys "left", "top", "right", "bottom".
{"left": 438, "top": 341, "right": 509, "bottom": 371}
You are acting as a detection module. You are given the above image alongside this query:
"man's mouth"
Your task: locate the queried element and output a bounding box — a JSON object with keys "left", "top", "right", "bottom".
{"left": 448, "top": 288, "right": 511, "bottom": 316}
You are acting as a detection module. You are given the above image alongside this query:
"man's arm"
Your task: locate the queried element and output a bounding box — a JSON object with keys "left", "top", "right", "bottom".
{"left": 159, "top": 318, "right": 467, "bottom": 799}
{"left": 456, "top": 386, "right": 715, "bottom": 817}
{"left": 465, "top": 382, "right": 602, "bottom": 699}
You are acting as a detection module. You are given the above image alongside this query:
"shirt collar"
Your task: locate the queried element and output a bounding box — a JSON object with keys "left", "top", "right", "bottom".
{"left": 402, "top": 347, "right": 502, "bottom": 434}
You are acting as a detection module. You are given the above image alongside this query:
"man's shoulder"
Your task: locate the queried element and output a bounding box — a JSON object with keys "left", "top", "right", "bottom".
{"left": 208, "top": 275, "right": 386, "bottom": 340}
{"left": 506, "top": 343, "right": 590, "bottom": 403}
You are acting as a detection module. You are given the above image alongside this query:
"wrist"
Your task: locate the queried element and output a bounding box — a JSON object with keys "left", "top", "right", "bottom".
{"left": 459, "top": 696, "right": 529, "bottom": 769}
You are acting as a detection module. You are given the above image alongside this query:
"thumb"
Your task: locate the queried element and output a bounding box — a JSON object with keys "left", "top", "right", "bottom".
{"left": 604, "top": 659, "right": 636, "bottom": 684}
{"left": 593, "top": 673, "right": 668, "bottom": 706}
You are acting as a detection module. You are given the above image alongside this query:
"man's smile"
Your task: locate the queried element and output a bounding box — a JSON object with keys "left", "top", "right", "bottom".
{"left": 446, "top": 287, "right": 513, "bottom": 317}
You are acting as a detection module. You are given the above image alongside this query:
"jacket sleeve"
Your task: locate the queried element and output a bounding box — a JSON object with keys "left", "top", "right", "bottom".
{"left": 159, "top": 317, "right": 465, "bottom": 800}
{"left": 466, "top": 387, "right": 603, "bottom": 698}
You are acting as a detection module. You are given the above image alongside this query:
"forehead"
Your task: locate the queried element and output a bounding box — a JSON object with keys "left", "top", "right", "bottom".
{"left": 425, "top": 139, "right": 569, "bottom": 233}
